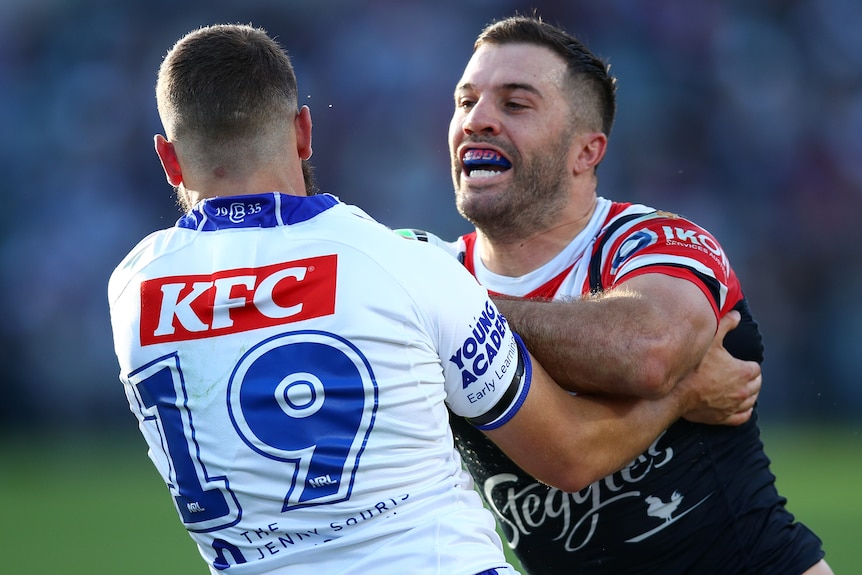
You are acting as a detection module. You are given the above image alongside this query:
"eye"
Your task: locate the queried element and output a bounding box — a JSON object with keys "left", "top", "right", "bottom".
{"left": 504, "top": 100, "right": 529, "bottom": 111}
{"left": 457, "top": 97, "right": 476, "bottom": 110}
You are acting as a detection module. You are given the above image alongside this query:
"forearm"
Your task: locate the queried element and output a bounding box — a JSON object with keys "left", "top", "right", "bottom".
{"left": 483, "top": 339, "right": 758, "bottom": 493}
{"left": 559, "top": 369, "right": 756, "bottom": 487}
{"left": 486, "top": 372, "right": 689, "bottom": 492}
{"left": 520, "top": 366, "right": 760, "bottom": 492}
{"left": 561, "top": 393, "right": 686, "bottom": 487}
{"left": 493, "top": 275, "right": 714, "bottom": 398}
{"left": 494, "top": 295, "right": 679, "bottom": 398}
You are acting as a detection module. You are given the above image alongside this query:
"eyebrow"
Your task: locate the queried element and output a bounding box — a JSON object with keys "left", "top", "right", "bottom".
{"left": 455, "top": 82, "right": 544, "bottom": 98}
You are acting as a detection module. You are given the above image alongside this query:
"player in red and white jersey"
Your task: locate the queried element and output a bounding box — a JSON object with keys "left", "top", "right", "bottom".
{"left": 430, "top": 201, "right": 826, "bottom": 574}
{"left": 108, "top": 24, "right": 757, "bottom": 575}
{"left": 411, "top": 206, "right": 820, "bottom": 573}
{"left": 416, "top": 200, "right": 741, "bottom": 312}
{"left": 403, "top": 14, "right": 831, "bottom": 575}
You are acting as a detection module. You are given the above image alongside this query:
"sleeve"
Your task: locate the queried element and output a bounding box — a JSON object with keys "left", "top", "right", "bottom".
{"left": 398, "top": 239, "right": 532, "bottom": 429}
{"left": 392, "top": 228, "right": 462, "bottom": 260}
{"left": 598, "top": 212, "right": 743, "bottom": 317}
{"left": 440, "top": 299, "right": 533, "bottom": 430}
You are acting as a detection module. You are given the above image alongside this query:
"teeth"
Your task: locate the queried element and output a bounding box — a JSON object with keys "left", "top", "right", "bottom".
{"left": 469, "top": 169, "right": 500, "bottom": 179}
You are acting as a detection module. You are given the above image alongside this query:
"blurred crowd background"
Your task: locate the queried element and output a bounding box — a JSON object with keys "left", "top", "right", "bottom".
{"left": 2, "top": 0, "right": 861, "bottom": 437}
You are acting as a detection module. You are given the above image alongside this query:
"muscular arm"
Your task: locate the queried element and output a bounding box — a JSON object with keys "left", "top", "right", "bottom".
{"left": 493, "top": 273, "right": 716, "bottom": 398}
{"left": 483, "top": 342, "right": 760, "bottom": 492}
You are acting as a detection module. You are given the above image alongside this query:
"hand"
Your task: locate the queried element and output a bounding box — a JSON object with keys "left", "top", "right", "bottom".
{"left": 675, "top": 311, "right": 762, "bottom": 426}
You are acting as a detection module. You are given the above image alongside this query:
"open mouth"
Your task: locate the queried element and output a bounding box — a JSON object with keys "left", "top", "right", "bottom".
{"left": 462, "top": 148, "right": 512, "bottom": 178}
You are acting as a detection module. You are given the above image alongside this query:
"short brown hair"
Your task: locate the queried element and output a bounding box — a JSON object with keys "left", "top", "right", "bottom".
{"left": 156, "top": 24, "right": 299, "bottom": 171}
{"left": 476, "top": 15, "right": 617, "bottom": 136}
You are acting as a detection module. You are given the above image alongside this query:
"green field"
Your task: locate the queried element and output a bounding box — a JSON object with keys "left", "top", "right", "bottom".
{"left": 1, "top": 423, "right": 858, "bottom": 574}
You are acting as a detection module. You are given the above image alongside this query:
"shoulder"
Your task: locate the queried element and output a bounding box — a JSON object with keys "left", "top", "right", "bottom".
{"left": 320, "top": 221, "right": 479, "bottom": 301}
{"left": 108, "top": 228, "right": 175, "bottom": 305}
{"left": 600, "top": 201, "right": 719, "bottom": 250}
{"left": 594, "top": 203, "right": 738, "bottom": 302}
{"left": 393, "top": 228, "right": 464, "bottom": 261}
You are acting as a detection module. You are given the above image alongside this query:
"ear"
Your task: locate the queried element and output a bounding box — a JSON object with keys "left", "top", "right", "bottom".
{"left": 573, "top": 132, "right": 608, "bottom": 174}
{"left": 295, "top": 105, "right": 313, "bottom": 160}
{"left": 154, "top": 134, "right": 184, "bottom": 186}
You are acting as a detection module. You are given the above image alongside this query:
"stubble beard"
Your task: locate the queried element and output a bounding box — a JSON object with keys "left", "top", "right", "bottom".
{"left": 454, "top": 140, "right": 571, "bottom": 245}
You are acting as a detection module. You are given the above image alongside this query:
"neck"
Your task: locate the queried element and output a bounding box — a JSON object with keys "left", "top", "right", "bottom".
{"left": 184, "top": 166, "right": 306, "bottom": 208}
{"left": 476, "top": 195, "right": 598, "bottom": 277}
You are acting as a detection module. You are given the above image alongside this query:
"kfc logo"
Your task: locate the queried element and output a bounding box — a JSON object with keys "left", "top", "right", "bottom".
{"left": 140, "top": 255, "right": 337, "bottom": 345}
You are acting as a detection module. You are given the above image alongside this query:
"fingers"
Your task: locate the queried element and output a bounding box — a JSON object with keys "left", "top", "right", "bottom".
{"left": 730, "top": 369, "right": 761, "bottom": 420}
{"left": 721, "top": 407, "right": 754, "bottom": 426}
{"left": 718, "top": 371, "right": 762, "bottom": 426}
{"left": 681, "top": 365, "right": 762, "bottom": 426}
{"left": 677, "top": 311, "right": 763, "bottom": 427}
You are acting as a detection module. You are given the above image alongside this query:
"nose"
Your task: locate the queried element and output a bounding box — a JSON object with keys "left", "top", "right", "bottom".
{"left": 461, "top": 98, "right": 500, "bottom": 136}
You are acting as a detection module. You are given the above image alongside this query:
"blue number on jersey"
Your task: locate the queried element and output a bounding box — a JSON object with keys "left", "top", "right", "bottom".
{"left": 130, "top": 330, "right": 378, "bottom": 534}
{"left": 228, "top": 330, "right": 378, "bottom": 511}
{"left": 133, "top": 355, "right": 241, "bottom": 532}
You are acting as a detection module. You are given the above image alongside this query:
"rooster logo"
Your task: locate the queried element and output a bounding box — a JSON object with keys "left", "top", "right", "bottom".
{"left": 627, "top": 491, "right": 712, "bottom": 542}
{"left": 645, "top": 491, "right": 684, "bottom": 523}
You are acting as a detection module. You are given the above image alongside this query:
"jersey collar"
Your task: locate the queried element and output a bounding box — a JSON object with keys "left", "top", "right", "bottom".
{"left": 176, "top": 192, "right": 339, "bottom": 231}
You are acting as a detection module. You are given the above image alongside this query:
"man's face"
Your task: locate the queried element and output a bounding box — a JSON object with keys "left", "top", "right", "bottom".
{"left": 449, "top": 43, "right": 576, "bottom": 241}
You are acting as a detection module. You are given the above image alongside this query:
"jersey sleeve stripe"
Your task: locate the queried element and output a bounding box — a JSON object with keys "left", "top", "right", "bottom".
{"left": 467, "top": 333, "right": 531, "bottom": 431}
{"left": 617, "top": 255, "right": 728, "bottom": 312}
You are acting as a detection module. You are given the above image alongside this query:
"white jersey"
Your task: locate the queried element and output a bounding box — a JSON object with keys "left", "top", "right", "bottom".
{"left": 108, "top": 192, "right": 527, "bottom": 575}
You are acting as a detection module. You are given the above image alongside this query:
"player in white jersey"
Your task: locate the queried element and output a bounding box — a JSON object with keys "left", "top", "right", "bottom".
{"left": 108, "top": 24, "right": 760, "bottom": 575}
{"left": 110, "top": 192, "right": 527, "bottom": 574}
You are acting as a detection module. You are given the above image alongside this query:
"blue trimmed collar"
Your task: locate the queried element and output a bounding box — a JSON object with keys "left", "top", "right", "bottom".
{"left": 176, "top": 192, "right": 339, "bottom": 231}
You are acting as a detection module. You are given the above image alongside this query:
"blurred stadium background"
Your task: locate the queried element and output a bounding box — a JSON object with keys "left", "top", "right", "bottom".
{"left": 1, "top": 0, "right": 859, "bottom": 573}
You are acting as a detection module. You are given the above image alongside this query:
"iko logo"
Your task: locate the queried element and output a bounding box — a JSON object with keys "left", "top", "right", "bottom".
{"left": 661, "top": 225, "right": 729, "bottom": 273}
{"left": 139, "top": 255, "right": 337, "bottom": 345}
{"left": 661, "top": 226, "right": 721, "bottom": 255}
{"left": 308, "top": 474, "right": 337, "bottom": 488}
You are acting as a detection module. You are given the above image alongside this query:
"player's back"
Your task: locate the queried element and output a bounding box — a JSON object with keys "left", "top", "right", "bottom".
{"left": 108, "top": 192, "right": 513, "bottom": 575}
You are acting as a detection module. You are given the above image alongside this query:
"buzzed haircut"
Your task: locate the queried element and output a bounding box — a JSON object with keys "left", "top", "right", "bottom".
{"left": 475, "top": 15, "right": 617, "bottom": 136}
{"left": 155, "top": 24, "right": 299, "bottom": 171}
